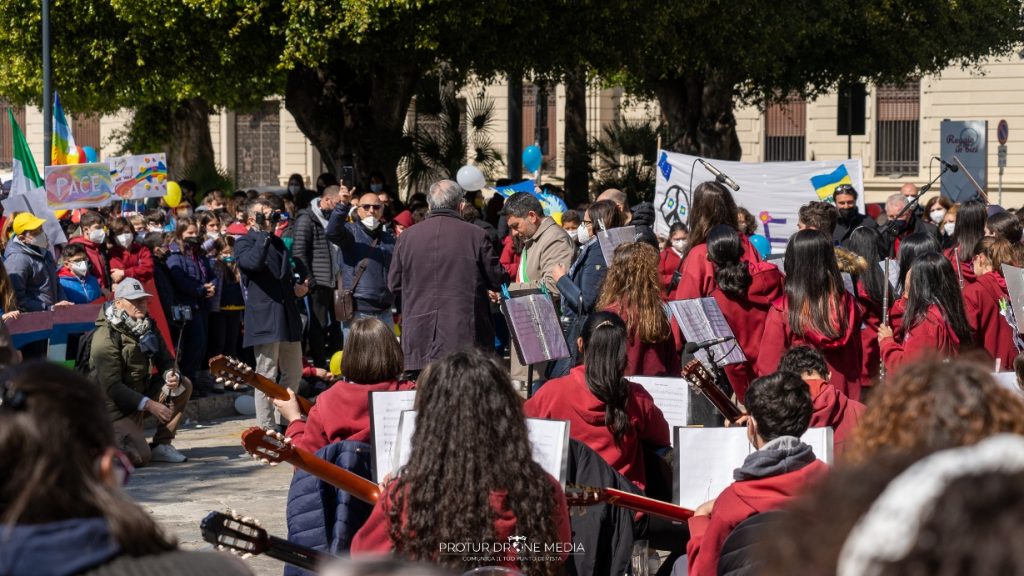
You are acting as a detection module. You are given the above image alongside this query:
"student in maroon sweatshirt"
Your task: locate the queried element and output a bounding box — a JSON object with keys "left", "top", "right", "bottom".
{"left": 879, "top": 252, "right": 973, "bottom": 372}
{"left": 275, "top": 318, "right": 414, "bottom": 453}
{"left": 944, "top": 199, "right": 987, "bottom": 288}
{"left": 778, "top": 346, "right": 865, "bottom": 459}
{"left": 67, "top": 210, "right": 113, "bottom": 290}
{"left": 757, "top": 230, "right": 863, "bottom": 400}
{"left": 351, "top": 349, "right": 571, "bottom": 574}
{"left": 524, "top": 311, "right": 670, "bottom": 490}
{"left": 963, "top": 237, "right": 1018, "bottom": 371}
{"left": 704, "top": 225, "right": 784, "bottom": 402}
{"left": 686, "top": 371, "right": 829, "bottom": 576}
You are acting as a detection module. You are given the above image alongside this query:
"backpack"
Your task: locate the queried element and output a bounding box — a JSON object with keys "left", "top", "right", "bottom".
{"left": 74, "top": 327, "right": 121, "bottom": 375}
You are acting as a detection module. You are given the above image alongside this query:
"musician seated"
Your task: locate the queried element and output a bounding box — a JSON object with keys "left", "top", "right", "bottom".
{"left": 524, "top": 311, "right": 670, "bottom": 491}
{"left": 275, "top": 318, "right": 414, "bottom": 454}
{"left": 90, "top": 278, "right": 191, "bottom": 466}
{"left": 350, "top": 349, "right": 571, "bottom": 573}
{"left": 686, "top": 371, "right": 828, "bottom": 576}
{"left": 778, "top": 346, "right": 865, "bottom": 458}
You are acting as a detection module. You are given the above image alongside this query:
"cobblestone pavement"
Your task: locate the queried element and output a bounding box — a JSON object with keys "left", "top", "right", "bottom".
{"left": 125, "top": 416, "right": 293, "bottom": 576}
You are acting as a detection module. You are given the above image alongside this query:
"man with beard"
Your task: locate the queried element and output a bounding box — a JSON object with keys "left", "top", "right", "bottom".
{"left": 831, "top": 184, "right": 877, "bottom": 248}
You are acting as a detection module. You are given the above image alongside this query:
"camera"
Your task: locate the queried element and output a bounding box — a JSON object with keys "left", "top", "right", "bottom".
{"left": 255, "top": 211, "right": 282, "bottom": 227}
{"left": 171, "top": 305, "right": 193, "bottom": 323}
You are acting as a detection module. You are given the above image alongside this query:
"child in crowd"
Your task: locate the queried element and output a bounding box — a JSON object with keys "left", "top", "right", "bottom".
{"left": 57, "top": 244, "right": 105, "bottom": 304}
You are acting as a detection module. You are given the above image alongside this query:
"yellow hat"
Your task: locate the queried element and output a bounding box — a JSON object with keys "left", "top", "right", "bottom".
{"left": 53, "top": 210, "right": 69, "bottom": 219}
{"left": 12, "top": 212, "right": 46, "bottom": 235}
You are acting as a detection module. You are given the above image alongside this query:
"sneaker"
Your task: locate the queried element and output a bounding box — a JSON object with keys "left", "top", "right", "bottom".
{"left": 150, "top": 443, "right": 188, "bottom": 463}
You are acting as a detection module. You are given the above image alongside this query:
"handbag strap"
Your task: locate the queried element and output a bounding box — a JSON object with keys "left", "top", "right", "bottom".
{"left": 349, "top": 236, "right": 381, "bottom": 291}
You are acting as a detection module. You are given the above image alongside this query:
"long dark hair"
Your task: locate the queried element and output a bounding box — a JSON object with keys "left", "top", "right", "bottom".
{"left": 951, "top": 200, "right": 987, "bottom": 263}
{"left": 685, "top": 181, "right": 738, "bottom": 256}
{"left": 897, "top": 232, "right": 941, "bottom": 294}
{"left": 707, "top": 224, "right": 752, "bottom": 298}
{"left": 0, "top": 362, "right": 176, "bottom": 554}
{"left": 903, "top": 252, "right": 973, "bottom": 346}
{"left": 846, "top": 226, "right": 886, "bottom": 309}
{"left": 581, "top": 311, "right": 632, "bottom": 445}
{"left": 783, "top": 230, "right": 848, "bottom": 339}
{"left": 586, "top": 200, "right": 624, "bottom": 235}
{"left": 387, "top": 350, "right": 562, "bottom": 575}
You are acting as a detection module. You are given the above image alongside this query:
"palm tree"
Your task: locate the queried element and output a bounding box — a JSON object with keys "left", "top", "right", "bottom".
{"left": 590, "top": 117, "right": 666, "bottom": 205}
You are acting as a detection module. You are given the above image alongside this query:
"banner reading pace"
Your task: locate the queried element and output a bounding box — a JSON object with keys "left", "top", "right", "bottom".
{"left": 654, "top": 151, "right": 864, "bottom": 255}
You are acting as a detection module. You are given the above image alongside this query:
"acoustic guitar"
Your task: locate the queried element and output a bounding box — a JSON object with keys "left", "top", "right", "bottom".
{"left": 241, "top": 426, "right": 380, "bottom": 505}
{"left": 682, "top": 358, "right": 744, "bottom": 423}
{"left": 210, "top": 355, "right": 314, "bottom": 414}
{"left": 201, "top": 510, "right": 328, "bottom": 571}
{"left": 564, "top": 484, "right": 694, "bottom": 522}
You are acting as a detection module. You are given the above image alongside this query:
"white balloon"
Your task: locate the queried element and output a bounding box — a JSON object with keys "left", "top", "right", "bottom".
{"left": 456, "top": 165, "right": 486, "bottom": 192}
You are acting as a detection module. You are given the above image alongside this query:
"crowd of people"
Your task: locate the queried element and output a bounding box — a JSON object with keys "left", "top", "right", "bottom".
{"left": 3, "top": 171, "right": 1024, "bottom": 576}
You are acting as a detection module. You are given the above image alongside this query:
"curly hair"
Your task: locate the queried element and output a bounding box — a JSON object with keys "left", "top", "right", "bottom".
{"left": 843, "top": 355, "right": 1024, "bottom": 466}
{"left": 597, "top": 242, "right": 671, "bottom": 344}
{"left": 386, "top": 350, "right": 563, "bottom": 575}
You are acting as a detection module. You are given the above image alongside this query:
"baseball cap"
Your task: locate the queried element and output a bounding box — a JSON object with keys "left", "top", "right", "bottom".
{"left": 12, "top": 212, "right": 46, "bottom": 235}
{"left": 114, "top": 278, "right": 152, "bottom": 300}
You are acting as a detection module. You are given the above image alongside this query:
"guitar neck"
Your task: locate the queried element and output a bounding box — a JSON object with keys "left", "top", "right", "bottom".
{"left": 249, "top": 372, "right": 314, "bottom": 414}
{"left": 264, "top": 535, "right": 332, "bottom": 571}
{"left": 602, "top": 488, "right": 694, "bottom": 522}
{"left": 286, "top": 444, "right": 381, "bottom": 505}
{"left": 694, "top": 380, "right": 743, "bottom": 422}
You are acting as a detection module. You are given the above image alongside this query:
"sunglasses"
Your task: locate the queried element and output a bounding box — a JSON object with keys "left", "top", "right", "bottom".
{"left": 360, "top": 204, "right": 383, "bottom": 211}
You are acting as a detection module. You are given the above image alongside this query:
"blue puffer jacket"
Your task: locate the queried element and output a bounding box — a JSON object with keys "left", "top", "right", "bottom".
{"left": 325, "top": 206, "right": 395, "bottom": 313}
{"left": 285, "top": 441, "right": 374, "bottom": 576}
{"left": 165, "top": 241, "right": 213, "bottom": 309}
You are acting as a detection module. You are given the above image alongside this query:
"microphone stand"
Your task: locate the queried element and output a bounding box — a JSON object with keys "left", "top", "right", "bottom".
{"left": 879, "top": 163, "right": 950, "bottom": 381}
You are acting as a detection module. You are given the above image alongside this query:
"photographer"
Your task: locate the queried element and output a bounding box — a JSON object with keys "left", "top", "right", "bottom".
{"left": 235, "top": 196, "right": 306, "bottom": 431}
{"left": 90, "top": 278, "right": 191, "bottom": 466}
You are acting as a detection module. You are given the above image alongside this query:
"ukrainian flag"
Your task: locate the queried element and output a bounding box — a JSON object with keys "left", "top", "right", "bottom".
{"left": 809, "top": 164, "right": 852, "bottom": 201}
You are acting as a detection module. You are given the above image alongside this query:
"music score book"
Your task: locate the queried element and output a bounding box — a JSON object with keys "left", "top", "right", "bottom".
{"left": 673, "top": 427, "right": 833, "bottom": 510}
{"left": 596, "top": 225, "right": 638, "bottom": 263}
{"left": 368, "top": 390, "right": 418, "bottom": 482}
{"left": 500, "top": 294, "right": 571, "bottom": 366}
{"left": 665, "top": 298, "right": 746, "bottom": 366}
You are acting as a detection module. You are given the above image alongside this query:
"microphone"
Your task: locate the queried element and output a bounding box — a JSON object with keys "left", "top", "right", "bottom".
{"left": 934, "top": 157, "right": 959, "bottom": 173}
{"left": 684, "top": 336, "right": 735, "bottom": 354}
{"left": 697, "top": 158, "right": 740, "bottom": 191}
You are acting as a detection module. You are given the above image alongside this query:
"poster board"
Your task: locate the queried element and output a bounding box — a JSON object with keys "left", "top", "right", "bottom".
{"left": 108, "top": 153, "right": 168, "bottom": 200}
{"left": 44, "top": 163, "right": 114, "bottom": 209}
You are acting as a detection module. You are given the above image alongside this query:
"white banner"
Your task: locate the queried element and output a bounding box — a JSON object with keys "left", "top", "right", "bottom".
{"left": 654, "top": 151, "right": 864, "bottom": 255}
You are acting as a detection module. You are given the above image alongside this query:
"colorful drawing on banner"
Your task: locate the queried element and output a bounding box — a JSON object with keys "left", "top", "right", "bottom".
{"left": 809, "top": 164, "right": 852, "bottom": 202}
{"left": 659, "top": 185, "right": 687, "bottom": 228}
{"left": 759, "top": 211, "right": 788, "bottom": 247}
{"left": 44, "top": 163, "right": 114, "bottom": 209}
{"left": 109, "top": 154, "right": 168, "bottom": 200}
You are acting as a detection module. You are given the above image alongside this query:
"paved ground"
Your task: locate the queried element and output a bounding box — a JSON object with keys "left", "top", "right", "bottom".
{"left": 125, "top": 415, "right": 292, "bottom": 576}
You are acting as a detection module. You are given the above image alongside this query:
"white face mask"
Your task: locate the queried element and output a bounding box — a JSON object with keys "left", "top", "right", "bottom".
{"left": 207, "top": 231, "right": 221, "bottom": 240}
{"left": 70, "top": 261, "right": 89, "bottom": 278}
{"left": 116, "top": 233, "right": 133, "bottom": 247}
{"left": 672, "top": 239, "right": 687, "bottom": 252}
{"left": 576, "top": 225, "right": 591, "bottom": 244}
{"left": 361, "top": 216, "right": 380, "bottom": 231}
{"left": 88, "top": 228, "right": 106, "bottom": 244}
{"left": 943, "top": 222, "right": 955, "bottom": 236}
{"left": 930, "top": 208, "right": 947, "bottom": 225}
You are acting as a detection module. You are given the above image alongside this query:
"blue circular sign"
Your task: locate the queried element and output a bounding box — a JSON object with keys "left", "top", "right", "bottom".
{"left": 998, "top": 119, "right": 1008, "bottom": 145}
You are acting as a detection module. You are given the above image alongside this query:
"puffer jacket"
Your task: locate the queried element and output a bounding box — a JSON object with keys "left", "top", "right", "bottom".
{"left": 90, "top": 305, "right": 176, "bottom": 421}
{"left": 3, "top": 237, "right": 65, "bottom": 311}
{"left": 325, "top": 206, "right": 395, "bottom": 313}
{"left": 292, "top": 202, "right": 337, "bottom": 289}
{"left": 165, "top": 241, "right": 213, "bottom": 309}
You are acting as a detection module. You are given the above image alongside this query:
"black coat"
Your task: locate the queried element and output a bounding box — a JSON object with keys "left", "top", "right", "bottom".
{"left": 833, "top": 211, "right": 878, "bottom": 247}
{"left": 235, "top": 229, "right": 304, "bottom": 347}
{"left": 292, "top": 205, "right": 337, "bottom": 289}
{"left": 387, "top": 209, "right": 506, "bottom": 371}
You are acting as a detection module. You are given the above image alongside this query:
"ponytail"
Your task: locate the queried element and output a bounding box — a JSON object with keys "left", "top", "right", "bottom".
{"left": 581, "top": 311, "right": 632, "bottom": 445}
{"left": 707, "top": 224, "right": 752, "bottom": 297}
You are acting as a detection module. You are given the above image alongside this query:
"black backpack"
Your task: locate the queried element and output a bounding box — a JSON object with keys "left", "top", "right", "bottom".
{"left": 74, "top": 327, "right": 121, "bottom": 375}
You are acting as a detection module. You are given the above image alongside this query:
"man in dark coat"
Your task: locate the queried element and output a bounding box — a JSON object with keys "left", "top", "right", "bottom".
{"left": 388, "top": 179, "right": 506, "bottom": 374}
{"left": 235, "top": 196, "right": 307, "bottom": 430}
{"left": 831, "top": 184, "right": 878, "bottom": 247}
{"left": 293, "top": 184, "right": 343, "bottom": 368}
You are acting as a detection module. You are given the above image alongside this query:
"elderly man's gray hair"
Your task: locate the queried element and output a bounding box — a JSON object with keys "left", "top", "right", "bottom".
{"left": 886, "top": 193, "right": 909, "bottom": 210}
{"left": 427, "top": 179, "right": 465, "bottom": 211}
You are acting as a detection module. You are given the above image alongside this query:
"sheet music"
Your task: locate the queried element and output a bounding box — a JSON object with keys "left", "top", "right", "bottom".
{"left": 674, "top": 427, "right": 833, "bottom": 509}
{"left": 391, "top": 412, "right": 570, "bottom": 483}
{"left": 666, "top": 298, "right": 746, "bottom": 366}
{"left": 596, "top": 225, "right": 638, "bottom": 263}
{"left": 631, "top": 377, "right": 689, "bottom": 446}
{"left": 369, "top": 390, "right": 417, "bottom": 481}
{"left": 1001, "top": 265, "right": 1024, "bottom": 334}
{"left": 878, "top": 260, "right": 900, "bottom": 293}
{"left": 503, "top": 295, "right": 570, "bottom": 364}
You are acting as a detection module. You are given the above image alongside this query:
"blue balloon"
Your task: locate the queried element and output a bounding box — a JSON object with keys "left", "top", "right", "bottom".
{"left": 749, "top": 234, "right": 771, "bottom": 259}
{"left": 522, "top": 145, "right": 543, "bottom": 173}
{"left": 82, "top": 146, "right": 98, "bottom": 163}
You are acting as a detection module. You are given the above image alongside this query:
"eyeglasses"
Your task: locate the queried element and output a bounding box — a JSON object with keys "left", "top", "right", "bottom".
{"left": 582, "top": 219, "right": 593, "bottom": 225}
{"left": 834, "top": 184, "right": 855, "bottom": 194}
{"left": 361, "top": 204, "right": 383, "bottom": 211}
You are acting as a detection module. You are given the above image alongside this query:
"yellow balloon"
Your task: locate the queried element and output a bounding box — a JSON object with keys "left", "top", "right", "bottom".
{"left": 164, "top": 181, "right": 182, "bottom": 208}
{"left": 329, "top": 351, "right": 344, "bottom": 377}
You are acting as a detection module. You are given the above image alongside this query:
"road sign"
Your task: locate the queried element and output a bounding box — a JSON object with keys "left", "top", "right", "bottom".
{"left": 998, "top": 119, "right": 1009, "bottom": 145}
{"left": 999, "top": 145, "right": 1008, "bottom": 168}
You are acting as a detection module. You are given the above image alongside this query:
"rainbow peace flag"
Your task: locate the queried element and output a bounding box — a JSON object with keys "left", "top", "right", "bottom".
{"left": 51, "top": 91, "right": 78, "bottom": 165}
{"left": 809, "top": 164, "right": 852, "bottom": 201}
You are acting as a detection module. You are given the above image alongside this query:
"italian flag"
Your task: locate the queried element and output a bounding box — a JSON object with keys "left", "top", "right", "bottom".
{"left": 4, "top": 109, "right": 66, "bottom": 245}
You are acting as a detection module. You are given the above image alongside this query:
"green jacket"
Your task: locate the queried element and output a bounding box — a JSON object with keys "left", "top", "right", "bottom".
{"left": 91, "top": 308, "right": 176, "bottom": 421}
